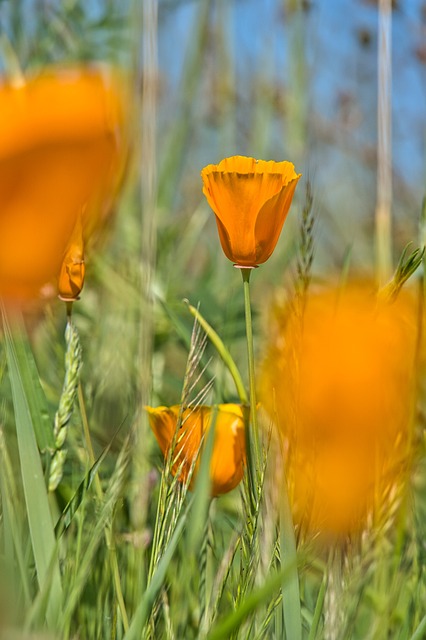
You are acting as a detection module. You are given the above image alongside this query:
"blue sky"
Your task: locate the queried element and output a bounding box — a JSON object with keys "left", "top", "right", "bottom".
{"left": 158, "top": 0, "right": 425, "bottom": 191}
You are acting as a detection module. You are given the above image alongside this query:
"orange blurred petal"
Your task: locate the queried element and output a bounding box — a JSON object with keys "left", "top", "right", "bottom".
{"left": 260, "top": 284, "right": 417, "bottom": 538}
{"left": 0, "top": 65, "right": 127, "bottom": 302}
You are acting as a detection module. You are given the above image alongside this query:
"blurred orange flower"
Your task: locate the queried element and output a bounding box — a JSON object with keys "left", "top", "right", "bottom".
{"left": 201, "top": 156, "right": 301, "bottom": 267}
{"left": 260, "top": 285, "right": 417, "bottom": 538}
{"left": 146, "top": 404, "right": 246, "bottom": 496}
{"left": 0, "top": 65, "right": 126, "bottom": 302}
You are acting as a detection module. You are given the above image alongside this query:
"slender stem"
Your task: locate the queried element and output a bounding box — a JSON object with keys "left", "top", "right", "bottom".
{"left": 78, "top": 383, "right": 102, "bottom": 500}
{"left": 375, "top": 0, "right": 393, "bottom": 286}
{"left": 240, "top": 268, "right": 260, "bottom": 506}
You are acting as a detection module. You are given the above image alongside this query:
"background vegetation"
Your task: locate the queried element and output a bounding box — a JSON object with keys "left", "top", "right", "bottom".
{"left": 0, "top": 0, "right": 425, "bottom": 638}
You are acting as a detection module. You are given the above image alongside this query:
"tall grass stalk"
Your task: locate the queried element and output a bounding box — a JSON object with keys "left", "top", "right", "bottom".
{"left": 375, "top": 0, "right": 393, "bottom": 286}
{"left": 136, "top": 0, "right": 158, "bottom": 521}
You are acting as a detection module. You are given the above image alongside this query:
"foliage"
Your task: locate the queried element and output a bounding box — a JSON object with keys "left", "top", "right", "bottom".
{"left": 0, "top": 1, "right": 425, "bottom": 639}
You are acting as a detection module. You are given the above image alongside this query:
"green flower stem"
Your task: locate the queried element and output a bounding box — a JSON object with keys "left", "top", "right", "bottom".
{"left": 186, "top": 301, "right": 248, "bottom": 404}
{"left": 240, "top": 268, "right": 260, "bottom": 505}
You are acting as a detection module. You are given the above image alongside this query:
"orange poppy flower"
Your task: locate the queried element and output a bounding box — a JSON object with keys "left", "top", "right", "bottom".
{"left": 260, "top": 285, "right": 417, "bottom": 538}
{"left": 57, "top": 213, "right": 85, "bottom": 301}
{"left": 201, "top": 156, "right": 301, "bottom": 267}
{"left": 146, "top": 404, "right": 246, "bottom": 496}
{"left": 0, "top": 65, "right": 126, "bottom": 302}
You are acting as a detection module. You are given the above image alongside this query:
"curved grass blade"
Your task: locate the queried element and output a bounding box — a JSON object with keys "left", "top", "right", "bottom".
{"left": 308, "top": 573, "right": 326, "bottom": 640}
{"left": 411, "top": 613, "right": 426, "bottom": 640}
{"left": 185, "top": 301, "right": 248, "bottom": 405}
{"left": 3, "top": 312, "right": 54, "bottom": 453}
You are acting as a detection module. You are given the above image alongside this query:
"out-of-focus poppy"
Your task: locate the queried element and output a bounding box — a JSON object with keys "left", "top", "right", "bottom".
{"left": 201, "top": 156, "right": 301, "bottom": 267}
{"left": 260, "top": 285, "right": 417, "bottom": 537}
{"left": 146, "top": 404, "right": 246, "bottom": 496}
{"left": 0, "top": 65, "right": 126, "bottom": 302}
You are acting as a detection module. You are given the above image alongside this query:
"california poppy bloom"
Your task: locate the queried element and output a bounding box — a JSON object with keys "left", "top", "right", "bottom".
{"left": 146, "top": 404, "right": 246, "bottom": 496}
{"left": 0, "top": 65, "right": 126, "bottom": 302}
{"left": 201, "top": 156, "right": 301, "bottom": 267}
{"left": 260, "top": 285, "right": 417, "bottom": 537}
{"left": 57, "top": 213, "right": 85, "bottom": 301}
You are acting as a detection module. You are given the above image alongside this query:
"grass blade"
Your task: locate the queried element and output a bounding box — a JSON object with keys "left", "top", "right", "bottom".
{"left": 206, "top": 565, "right": 294, "bottom": 640}
{"left": 2, "top": 305, "right": 62, "bottom": 630}
{"left": 411, "top": 613, "right": 426, "bottom": 640}
{"left": 0, "top": 428, "right": 32, "bottom": 607}
{"left": 280, "top": 484, "right": 302, "bottom": 640}
{"left": 4, "top": 313, "right": 54, "bottom": 453}
{"left": 124, "top": 500, "right": 192, "bottom": 640}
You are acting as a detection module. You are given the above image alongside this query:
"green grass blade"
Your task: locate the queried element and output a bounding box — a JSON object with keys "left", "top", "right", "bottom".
{"left": 2, "top": 305, "right": 62, "bottom": 630}
{"left": 124, "top": 500, "right": 192, "bottom": 640}
{"left": 280, "top": 481, "right": 302, "bottom": 640}
{"left": 55, "top": 420, "right": 124, "bottom": 537}
{"left": 4, "top": 313, "right": 54, "bottom": 453}
{"left": 187, "top": 408, "right": 216, "bottom": 551}
{"left": 59, "top": 437, "right": 131, "bottom": 635}
{"left": 0, "top": 428, "right": 32, "bottom": 607}
{"left": 308, "top": 574, "right": 326, "bottom": 640}
{"left": 206, "top": 566, "right": 293, "bottom": 640}
{"left": 411, "top": 613, "right": 426, "bottom": 640}
{"left": 186, "top": 302, "right": 248, "bottom": 404}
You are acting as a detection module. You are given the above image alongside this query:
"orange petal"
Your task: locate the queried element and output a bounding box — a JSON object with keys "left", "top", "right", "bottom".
{"left": 210, "top": 404, "right": 246, "bottom": 495}
{"left": 254, "top": 173, "right": 301, "bottom": 264}
{"left": 260, "top": 285, "right": 417, "bottom": 537}
{"left": 201, "top": 156, "right": 301, "bottom": 266}
{"left": 146, "top": 404, "right": 246, "bottom": 495}
{"left": 0, "top": 66, "right": 126, "bottom": 301}
{"left": 202, "top": 170, "right": 286, "bottom": 265}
